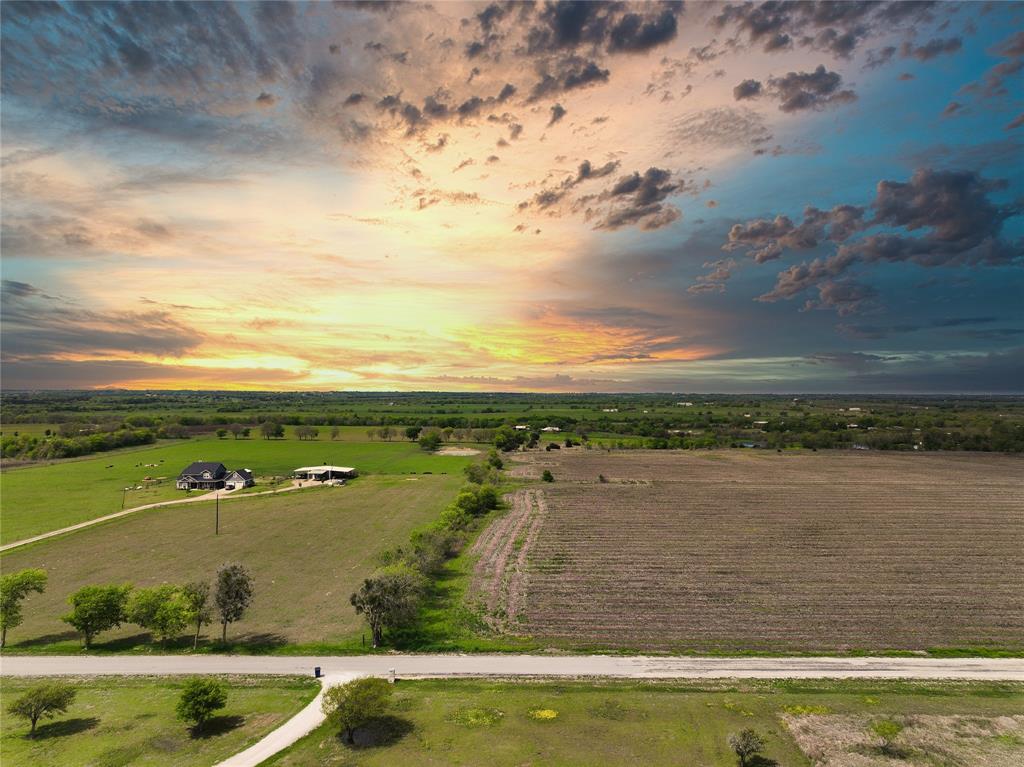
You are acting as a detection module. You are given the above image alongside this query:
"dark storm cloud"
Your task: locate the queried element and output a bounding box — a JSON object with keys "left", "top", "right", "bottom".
{"left": 548, "top": 103, "right": 568, "bottom": 126}
{"left": 765, "top": 65, "right": 857, "bottom": 112}
{"left": 732, "top": 78, "right": 763, "bottom": 100}
{"left": 524, "top": 1, "right": 682, "bottom": 57}
{"left": 518, "top": 161, "right": 686, "bottom": 232}
{"left": 607, "top": 9, "right": 679, "bottom": 53}
{"left": 726, "top": 204, "right": 866, "bottom": 262}
{"left": 734, "top": 168, "right": 1023, "bottom": 314}
{"left": 590, "top": 167, "right": 683, "bottom": 231}
{"left": 712, "top": 1, "right": 939, "bottom": 59}
{"left": 800, "top": 278, "right": 877, "bottom": 316}
{"left": 527, "top": 57, "right": 610, "bottom": 102}
{"left": 518, "top": 158, "right": 621, "bottom": 210}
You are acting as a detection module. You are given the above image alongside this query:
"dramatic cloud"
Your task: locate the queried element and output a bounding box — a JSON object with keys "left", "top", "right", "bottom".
{"left": 736, "top": 65, "right": 857, "bottom": 112}
{"left": 527, "top": 56, "right": 610, "bottom": 102}
{"left": 734, "top": 168, "right": 1023, "bottom": 313}
{"left": 713, "top": 1, "right": 940, "bottom": 59}
{"left": 726, "top": 205, "right": 866, "bottom": 262}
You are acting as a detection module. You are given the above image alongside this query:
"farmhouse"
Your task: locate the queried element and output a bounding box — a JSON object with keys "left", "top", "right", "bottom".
{"left": 293, "top": 465, "right": 358, "bottom": 482}
{"left": 176, "top": 462, "right": 255, "bottom": 491}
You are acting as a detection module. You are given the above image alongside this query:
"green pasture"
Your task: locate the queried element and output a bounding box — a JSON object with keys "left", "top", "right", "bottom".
{"left": 0, "top": 675, "right": 318, "bottom": 767}
{"left": 0, "top": 474, "right": 463, "bottom": 652}
{"left": 1, "top": 436, "right": 475, "bottom": 544}
{"left": 268, "top": 678, "right": 1024, "bottom": 766}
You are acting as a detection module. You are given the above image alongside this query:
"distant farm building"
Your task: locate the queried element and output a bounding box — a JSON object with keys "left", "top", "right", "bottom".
{"left": 176, "top": 462, "right": 255, "bottom": 491}
{"left": 514, "top": 424, "right": 530, "bottom": 430}
{"left": 540, "top": 426, "right": 561, "bottom": 432}
{"left": 293, "top": 465, "right": 358, "bottom": 482}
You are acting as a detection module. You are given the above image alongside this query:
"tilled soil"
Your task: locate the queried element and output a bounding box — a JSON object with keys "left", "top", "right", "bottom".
{"left": 476, "top": 450, "right": 1024, "bottom": 651}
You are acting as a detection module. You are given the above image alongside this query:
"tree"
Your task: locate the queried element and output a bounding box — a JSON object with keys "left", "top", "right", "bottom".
{"left": 321, "top": 677, "right": 393, "bottom": 744}
{"left": 216, "top": 428, "right": 228, "bottom": 439}
{"left": 7, "top": 683, "right": 76, "bottom": 736}
{"left": 350, "top": 566, "right": 425, "bottom": 647}
{"left": 872, "top": 719, "right": 904, "bottom": 755}
{"left": 728, "top": 728, "right": 766, "bottom": 767}
{"left": 62, "top": 584, "right": 131, "bottom": 648}
{"left": 331, "top": 426, "right": 341, "bottom": 440}
{"left": 418, "top": 431, "right": 442, "bottom": 451}
{"left": 486, "top": 449, "right": 504, "bottom": 470}
{"left": 127, "top": 585, "right": 191, "bottom": 646}
{"left": 405, "top": 426, "right": 422, "bottom": 441}
{"left": 295, "top": 425, "right": 319, "bottom": 440}
{"left": 494, "top": 426, "right": 526, "bottom": 452}
{"left": 260, "top": 421, "right": 284, "bottom": 440}
{"left": 183, "top": 581, "right": 212, "bottom": 649}
{"left": 227, "top": 423, "right": 245, "bottom": 439}
{"left": 379, "top": 426, "right": 395, "bottom": 441}
{"left": 1, "top": 568, "right": 47, "bottom": 648}
{"left": 541, "top": 470, "right": 554, "bottom": 482}
{"left": 215, "top": 563, "right": 254, "bottom": 643}
{"left": 176, "top": 678, "right": 227, "bottom": 730}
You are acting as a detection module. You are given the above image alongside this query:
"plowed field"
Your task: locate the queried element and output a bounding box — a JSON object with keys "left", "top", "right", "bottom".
{"left": 475, "top": 450, "right": 1024, "bottom": 651}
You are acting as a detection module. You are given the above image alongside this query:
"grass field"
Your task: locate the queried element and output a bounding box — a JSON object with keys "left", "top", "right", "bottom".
{"left": 1, "top": 435, "right": 474, "bottom": 544}
{"left": 483, "top": 450, "right": 1024, "bottom": 653}
{"left": 266, "top": 678, "right": 1024, "bottom": 767}
{"left": 0, "top": 475, "right": 462, "bottom": 652}
{"left": 0, "top": 675, "right": 318, "bottom": 766}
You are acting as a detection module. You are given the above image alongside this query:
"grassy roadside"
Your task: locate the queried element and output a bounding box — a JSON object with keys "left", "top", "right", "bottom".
{"left": 0, "top": 675, "right": 318, "bottom": 767}
{"left": 265, "top": 678, "right": 1024, "bottom": 767}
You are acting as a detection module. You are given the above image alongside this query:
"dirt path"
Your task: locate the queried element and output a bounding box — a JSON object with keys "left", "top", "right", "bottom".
{"left": 0, "top": 480, "right": 312, "bottom": 553}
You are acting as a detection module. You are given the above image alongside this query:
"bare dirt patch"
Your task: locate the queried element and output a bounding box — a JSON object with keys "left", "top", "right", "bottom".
{"left": 468, "top": 489, "right": 547, "bottom": 631}
{"left": 437, "top": 447, "right": 482, "bottom": 456}
{"left": 478, "top": 450, "right": 1024, "bottom": 651}
{"left": 784, "top": 713, "right": 1024, "bottom": 766}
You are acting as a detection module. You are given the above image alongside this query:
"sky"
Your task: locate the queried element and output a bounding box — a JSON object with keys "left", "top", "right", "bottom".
{"left": 1, "top": 0, "right": 1022, "bottom": 393}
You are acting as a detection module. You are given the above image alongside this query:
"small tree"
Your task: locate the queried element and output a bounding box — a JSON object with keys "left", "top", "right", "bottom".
{"left": 331, "top": 426, "right": 341, "bottom": 440}
{"left": 260, "top": 421, "right": 283, "bottom": 440}
{"left": 176, "top": 678, "right": 227, "bottom": 730}
{"left": 541, "top": 470, "right": 554, "bottom": 482}
{"left": 872, "top": 719, "right": 904, "bottom": 755}
{"left": 0, "top": 568, "right": 47, "bottom": 648}
{"left": 7, "top": 683, "right": 76, "bottom": 736}
{"left": 183, "top": 581, "right": 212, "bottom": 649}
{"left": 405, "top": 426, "right": 422, "bottom": 441}
{"left": 216, "top": 428, "right": 228, "bottom": 439}
{"left": 418, "top": 431, "right": 442, "bottom": 451}
{"left": 227, "top": 423, "right": 245, "bottom": 439}
{"left": 322, "top": 677, "right": 393, "bottom": 744}
{"left": 215, "top": 563, "right": 254, "bottom": 643}
{"left": 486, "top": 449, "right": 503, "bottom": 470}
{"left": 62, "top": 584, "right": 131, "bottom": 648}
{"left": 350, "top": 566, "right": 424, "bottom": 647}
{"left": 127, "top": 585, "right": 191, "bottom": 646}
{"left": 729, "top": 728, "right": 766, "bottom": 767}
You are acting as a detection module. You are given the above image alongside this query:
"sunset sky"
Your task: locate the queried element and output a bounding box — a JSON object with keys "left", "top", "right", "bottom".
{"left": 2, "top": 1, "right": 1022, "bottom": 392}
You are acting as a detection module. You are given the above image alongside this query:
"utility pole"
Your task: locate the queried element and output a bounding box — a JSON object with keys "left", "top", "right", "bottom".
{"left": 121, "top": 487, "right": 128, "bottom": 509}
{"left": 215, "top": 492, "right": 220, "bottom": 535}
